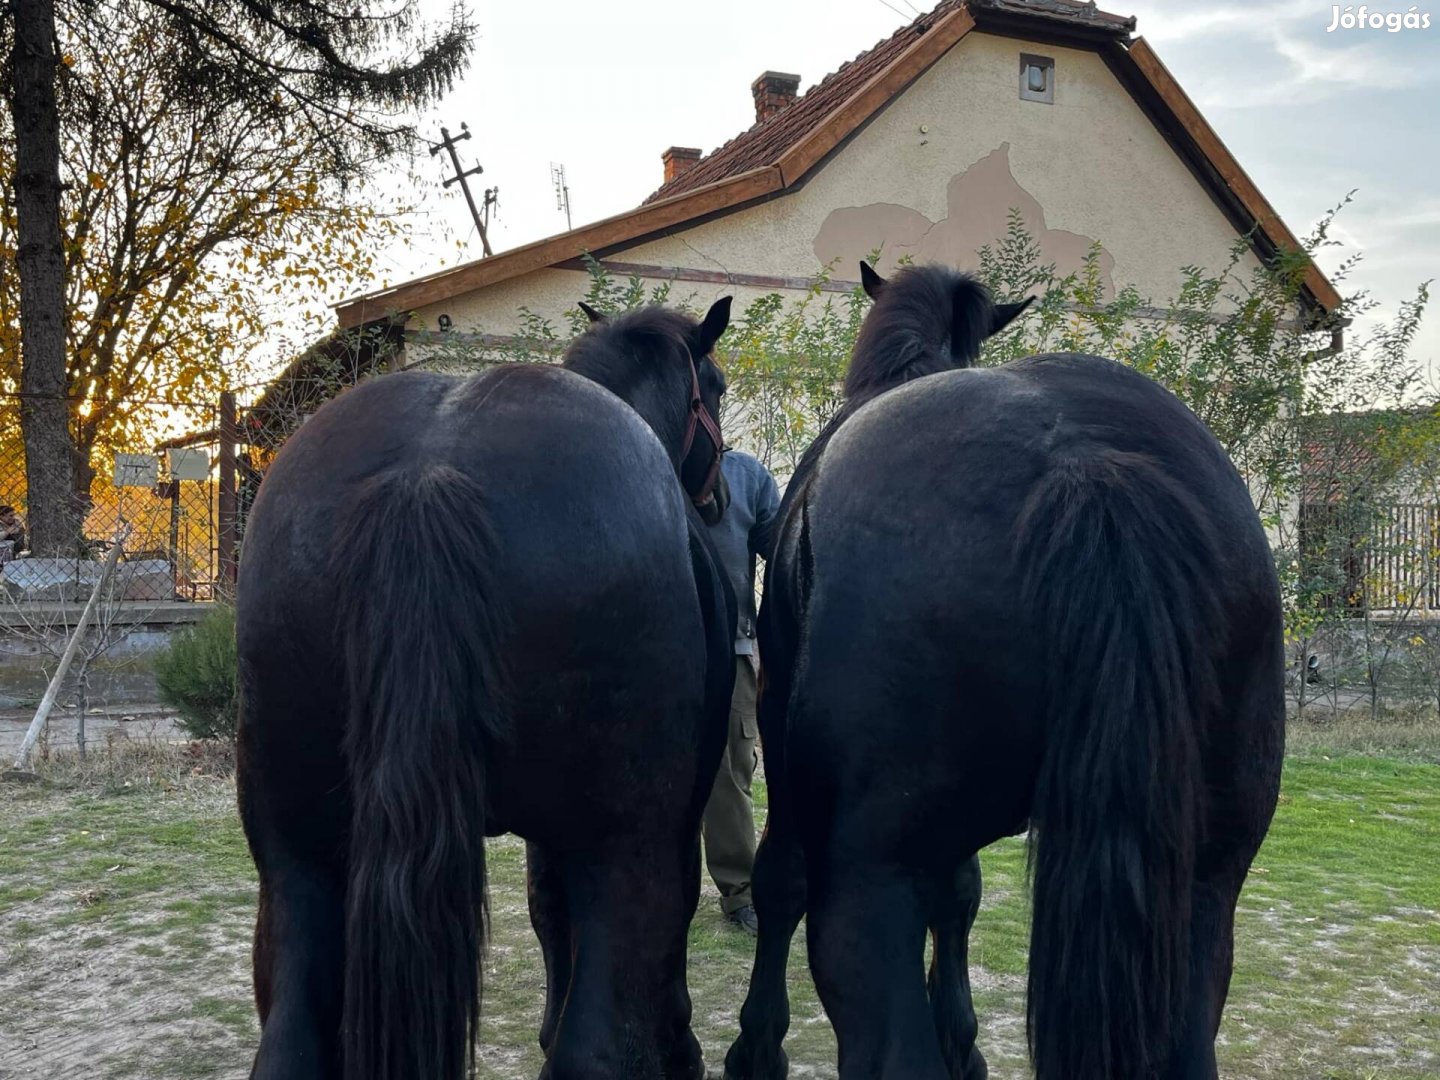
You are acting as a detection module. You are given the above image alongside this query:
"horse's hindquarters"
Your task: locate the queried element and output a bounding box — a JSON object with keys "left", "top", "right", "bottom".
{"left": 238, "top": 364, "right": 721, "bottom": 1079}
{"left": 791, "top": 358, "right": 1281, "bottom": 846}
{"left": 784, "top": 357, "right": 1284, "bottom": 1079}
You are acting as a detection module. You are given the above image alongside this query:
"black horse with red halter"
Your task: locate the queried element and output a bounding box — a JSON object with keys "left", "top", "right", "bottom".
{"left": 578, "top": 299, "right": 730, "bottom": 516}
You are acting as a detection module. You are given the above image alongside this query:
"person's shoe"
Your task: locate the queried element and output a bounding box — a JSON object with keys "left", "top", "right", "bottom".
{"left": 724, "top": 904, "right": 759, "bottom": 935}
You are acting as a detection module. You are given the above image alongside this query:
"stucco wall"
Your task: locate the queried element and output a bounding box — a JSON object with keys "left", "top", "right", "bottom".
{"left": 0, "top": 603, "right": 212, "bottom": 708}
{"left": 412, "top": 30, "right": 1268, "bottom": 340}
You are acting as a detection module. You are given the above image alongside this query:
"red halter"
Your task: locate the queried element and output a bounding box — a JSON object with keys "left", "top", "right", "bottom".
{"left": 680, "top": 352, "right": 725, "bottom": 508}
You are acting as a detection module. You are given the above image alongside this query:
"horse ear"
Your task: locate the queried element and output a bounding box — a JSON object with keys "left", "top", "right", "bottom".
{"left": 859, "top": 261, "right": 886, "bottom": 300}
{"left": 695, "top": 296, "right": 733, "bottom": 356}
{"left": 990, "top": 296, "right": 1035, "bottom": 336}
{"left": 578, "top": 301, "right": 605, "bottom": 324}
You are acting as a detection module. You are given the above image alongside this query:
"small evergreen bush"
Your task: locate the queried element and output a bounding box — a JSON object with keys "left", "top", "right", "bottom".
{"left": 156, "top": 605, "right": 239, "bottom": 742}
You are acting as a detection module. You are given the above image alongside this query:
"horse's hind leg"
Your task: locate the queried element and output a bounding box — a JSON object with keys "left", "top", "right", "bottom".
{"left": 248, "top": 863, "right": 346, "bottom": 1079}
{"left": 723, "top": 754, "right": 807, "bottom": 1080}
{"left": 238, "top": 680, "right": 347, "bottom": 1080}
{"left": 527, "top": 841, "right": 572, "bottom": 1058}
{"left": 1164, "top": 645, "right": 1284, "bottom": 1080}
{"left": 807, "top": 845, "right": 950, "bottom": 1080}
{"left": 543, "top": 835, "right": 703, "bottom": 1080}
{"left": 1162, "top": 870, "right": 1247, "bottom": 1080}
{"left": 927, "top": 856, "right": 987, "bottom": 1080}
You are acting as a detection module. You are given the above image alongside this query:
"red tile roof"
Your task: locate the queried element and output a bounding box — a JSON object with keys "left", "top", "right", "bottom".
{"left": 645, "top": 0, "right": 1134, "bottom": 203}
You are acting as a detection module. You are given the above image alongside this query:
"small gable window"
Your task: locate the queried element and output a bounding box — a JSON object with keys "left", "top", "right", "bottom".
{"left": 1019, "top": 54, "right": 1055, "bottom": 104}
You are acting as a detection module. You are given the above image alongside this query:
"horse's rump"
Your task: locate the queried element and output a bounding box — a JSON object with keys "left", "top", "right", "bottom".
{"left": 239, "top": 362, "right": 722, "bottom": 1079}
{"left": 782, "top": 354, "right": 1279, "bottom": 1078}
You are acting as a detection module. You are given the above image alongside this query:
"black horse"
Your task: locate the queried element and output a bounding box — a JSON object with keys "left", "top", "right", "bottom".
{"left": 237, "top": 299, "right": 738, "bottom": 1080}
{"left": 725, "top": 264, "right": 1284, "bottom": 1080}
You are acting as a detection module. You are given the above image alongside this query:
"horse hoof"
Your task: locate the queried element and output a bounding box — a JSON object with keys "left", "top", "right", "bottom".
{"left": 722, "top": 1039, "right": 788, "bottom": 1080}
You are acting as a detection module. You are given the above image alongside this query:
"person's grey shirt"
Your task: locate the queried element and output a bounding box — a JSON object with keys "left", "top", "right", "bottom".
{"left": 707, "top": 450, "right": 781, "bottom": 655}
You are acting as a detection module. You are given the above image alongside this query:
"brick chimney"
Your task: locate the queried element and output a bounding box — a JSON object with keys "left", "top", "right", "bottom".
{"left": 751, "top": 71, "right": 801, "bottom": 124}
{"left": 662, "top": 146, "right": 702, "bottom": 184}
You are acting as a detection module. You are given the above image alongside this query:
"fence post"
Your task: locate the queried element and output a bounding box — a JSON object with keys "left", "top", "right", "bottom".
{"left": 11, "top": 530, "right": 126, "bottom": 772}
{"left": 218, "top": 391, "right": 238, "bottom": 595}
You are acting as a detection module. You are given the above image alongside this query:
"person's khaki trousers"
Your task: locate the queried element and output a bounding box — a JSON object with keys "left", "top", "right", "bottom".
{"left": 702, "top": 655, "right": 758, "bottom": 913}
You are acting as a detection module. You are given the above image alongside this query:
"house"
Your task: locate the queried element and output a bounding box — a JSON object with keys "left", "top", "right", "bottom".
{"left": 335, "top": 0, "right": 1340, "bottom": 348}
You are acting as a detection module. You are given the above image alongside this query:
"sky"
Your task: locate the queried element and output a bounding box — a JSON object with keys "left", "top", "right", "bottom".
{"left": 374, "top": 0, "right": 1439, "bottom": 369}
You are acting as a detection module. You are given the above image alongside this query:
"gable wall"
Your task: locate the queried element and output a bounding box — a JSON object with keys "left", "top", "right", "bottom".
{"left": 415, "top": 31, "right": 1270, "bottom": 341}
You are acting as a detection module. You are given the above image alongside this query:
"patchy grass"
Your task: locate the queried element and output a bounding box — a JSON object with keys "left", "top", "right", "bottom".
{"left": 1287, "top": 706, "right": 1440, "bottom": 765}
{"left": 1, "top": 731, "right": 1436, "bottom": 1079}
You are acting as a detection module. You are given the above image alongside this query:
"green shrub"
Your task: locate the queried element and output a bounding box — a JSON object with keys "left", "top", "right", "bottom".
{"left": 156, "top": 605, "right": 239, "bottom": 742}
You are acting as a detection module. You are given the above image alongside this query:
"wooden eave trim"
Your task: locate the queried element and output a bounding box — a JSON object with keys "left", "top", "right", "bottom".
{"left": 335, "top": 167, "right": 784, "bottom": 328}
{"left": 968, "top": 7, "right": 1134, "bottom": 50}
{"left": 1120, "top": 37, "right": 1342, "bottom": 315}
{"left": 776, "top": 8, "right": 977, "bottom": 188}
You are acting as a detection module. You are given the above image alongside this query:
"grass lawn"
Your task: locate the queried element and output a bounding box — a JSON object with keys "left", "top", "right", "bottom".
{"left": 1, "top": 723, "right": 1436, "bottom": 1079}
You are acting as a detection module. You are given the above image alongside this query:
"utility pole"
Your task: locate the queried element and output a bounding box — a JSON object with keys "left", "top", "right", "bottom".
{"left": 551, "top": 163, "right": 572, "bottom": 231}
{"left": 430, "top": 123, "right": 493, "bottom": 257}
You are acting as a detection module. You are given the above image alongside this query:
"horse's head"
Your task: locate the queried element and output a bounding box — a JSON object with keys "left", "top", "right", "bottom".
{"left": 565, "top": 298, "right": 733, "bottom": 524}
{"left": 845, "top": 262, "right": 1033, "bottom": 402}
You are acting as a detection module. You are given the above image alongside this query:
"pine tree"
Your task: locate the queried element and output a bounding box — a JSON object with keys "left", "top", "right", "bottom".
{"left": 2, "top": 0, "right": 473, "bottom": 553}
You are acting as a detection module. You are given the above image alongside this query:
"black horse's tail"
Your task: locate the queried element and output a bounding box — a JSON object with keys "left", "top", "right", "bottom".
{"left": 1019, "top": 450, "right": 1221, "bottom": 1080}
{"left": 336, "top": 465, "right": 508, "bottom": 1080}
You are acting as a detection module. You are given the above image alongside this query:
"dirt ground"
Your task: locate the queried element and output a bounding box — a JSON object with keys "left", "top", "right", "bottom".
{"left": 0, "top": 704, "right": 182, "bottom": 763}
{"left": 1, "top": 725, "right": 1437, "bottom": 1080}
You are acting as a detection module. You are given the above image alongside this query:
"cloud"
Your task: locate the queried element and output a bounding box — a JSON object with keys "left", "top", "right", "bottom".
{"left": 1329, "top": 201, "right": 1440, "bottom": 257}
{"left": 1133, "top": 1, "right": 1438, "bottom": 109}
{"left": 1186, "top": 27, "right": 1437, "bottom": 109}
{"left": 1127, "top": 0, "right": 1322, "bottom": 43}
{"left": 1271, "top": 34, "right": 1415, "bottom": 90}
{"left": 1382, "top": 204, "right": 1440, "bottom": 231}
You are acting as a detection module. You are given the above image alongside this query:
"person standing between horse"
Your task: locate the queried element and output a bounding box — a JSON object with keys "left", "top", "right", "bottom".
{"left": 704, "top": 448, "right": 780, "bottom": 933}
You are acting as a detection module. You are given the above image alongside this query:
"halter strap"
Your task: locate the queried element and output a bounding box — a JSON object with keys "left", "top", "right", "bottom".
{"left": 680, "top": 353, "right": 724, "bottom": 508}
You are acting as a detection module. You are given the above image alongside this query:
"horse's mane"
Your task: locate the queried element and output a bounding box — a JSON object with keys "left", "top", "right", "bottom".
{"left": 562, "top": 306, "right": 697, "bottom": 436}
{"left": 776, "top": 266, "right": 999, "bottom": 533}
{"left": 843, "top": 265, "right": 995, "bottom": 406}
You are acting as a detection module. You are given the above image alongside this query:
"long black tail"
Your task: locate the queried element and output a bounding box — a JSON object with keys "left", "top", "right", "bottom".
{"left": 1019, "top": 450, "right": 1221, "bottom": 1079}
{"left": 336, "top": 465, "right": 508, "bottom": 1080}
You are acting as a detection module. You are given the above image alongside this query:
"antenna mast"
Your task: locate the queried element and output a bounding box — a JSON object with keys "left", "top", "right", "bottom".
{"left": 551, "top": 163, "right": 572, "bottom": 231}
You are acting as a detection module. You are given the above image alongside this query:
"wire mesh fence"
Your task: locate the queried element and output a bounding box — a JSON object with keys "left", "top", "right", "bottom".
{"left": 0, "top": 396, "right": 220, "bottom": 604}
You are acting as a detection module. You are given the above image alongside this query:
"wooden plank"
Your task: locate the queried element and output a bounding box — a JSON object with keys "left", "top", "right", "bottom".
{"left": 777, "top": 8, "right": 976, "bottom": 188}
{"left": 555, "top": 257, "right": 1314, "bottom": 330}
{"left": 553, "top": 258, "right": 861, "bottom": 295}
{"left": 413, "top": 253, "right": 1317, "bottom": 341}
{"left": 217, "top": 391, "right": 238, "bottom": 592}
{"left": 336, "top": 167, "right": 785, "bottom": 328}
{"left": 11, "top": 531, "right": 126, "bottom": 771}
{"left": 1125, "top": 38, "right": 1342, "bottom": 314}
